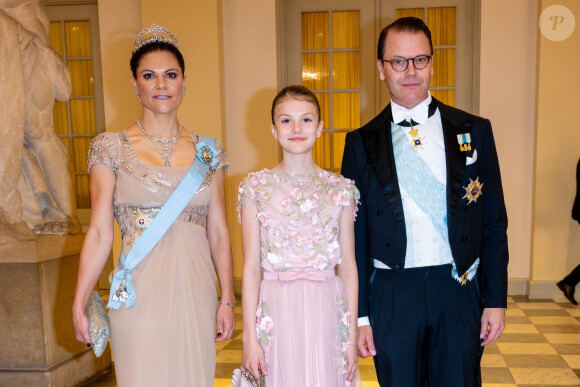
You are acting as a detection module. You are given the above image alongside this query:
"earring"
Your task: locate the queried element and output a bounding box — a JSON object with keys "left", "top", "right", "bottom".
{"left": 135, "top": 88, "right": 141, "bottom": 103}
{"left": 183, "top": 88, "right": 186, "bottom": 96}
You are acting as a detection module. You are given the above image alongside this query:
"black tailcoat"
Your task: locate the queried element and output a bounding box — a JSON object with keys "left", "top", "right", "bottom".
{"left": 341, "top": 98, "right": 509, "bottom": 319}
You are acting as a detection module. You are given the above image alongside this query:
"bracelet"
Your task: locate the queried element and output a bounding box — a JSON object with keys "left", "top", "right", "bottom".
{"left": 220, "top": 300, "right": 235, "bottom": 308}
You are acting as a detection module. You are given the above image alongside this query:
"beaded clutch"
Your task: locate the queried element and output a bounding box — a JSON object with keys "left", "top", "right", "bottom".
{"left": 231, "top": 367, "right": 266, "bottom": 387}
{"left": 86, "top": 291, "right": 110, "bottom": 357}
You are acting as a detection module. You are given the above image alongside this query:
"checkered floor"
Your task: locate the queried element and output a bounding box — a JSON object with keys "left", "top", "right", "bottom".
{"left": 87, "top": 296, "right": 580, "bottom": 386}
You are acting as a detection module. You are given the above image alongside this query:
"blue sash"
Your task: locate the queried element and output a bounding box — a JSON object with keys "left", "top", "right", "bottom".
{"left": 107, "top": 136, "right": 219, "bottom": 310}
{"left": 391, "top": 123, "right": 448, "bottom": 243}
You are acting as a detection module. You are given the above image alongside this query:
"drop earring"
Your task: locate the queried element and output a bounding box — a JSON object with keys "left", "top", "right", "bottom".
{"left": 135, "top": 88, "right": 141, "bottom": 103}
{"left": 183, "top": 88, "right": 186, "bottom": 96}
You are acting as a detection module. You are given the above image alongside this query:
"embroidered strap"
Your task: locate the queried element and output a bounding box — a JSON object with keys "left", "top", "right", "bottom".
{"left": 107, "top": 136, "right": 218, "bottom": 310}
{"left": 391, "top": 122, "right": 449, "bottom": 243}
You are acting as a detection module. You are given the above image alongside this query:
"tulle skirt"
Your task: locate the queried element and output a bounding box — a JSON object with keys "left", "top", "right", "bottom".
{"left": 109, "top": 224, "right": 217, "bottom": 387}
{"left": 257, "top": 273, "right": 362, "bottom": 387}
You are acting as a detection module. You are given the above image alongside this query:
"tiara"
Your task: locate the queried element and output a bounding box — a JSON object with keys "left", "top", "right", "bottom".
{"left": 133, "top": 24, "right": 179, "bottom": 53}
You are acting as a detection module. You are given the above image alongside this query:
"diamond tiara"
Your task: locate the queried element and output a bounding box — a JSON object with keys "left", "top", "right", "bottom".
{"left": 133, "top": 24, "right": 179, "bottom": 54}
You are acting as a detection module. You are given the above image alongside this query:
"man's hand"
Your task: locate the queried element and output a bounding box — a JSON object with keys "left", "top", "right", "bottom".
{"left": 357, "top": 325, "right": 377, "bottom": 358}
{"left": 480, "top": 307, "right": 505, "bottom": 346}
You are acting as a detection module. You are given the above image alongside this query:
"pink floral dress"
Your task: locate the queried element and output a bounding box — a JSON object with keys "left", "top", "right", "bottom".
{"left": 238, "top": 169, "right": 362, "bottom": 386}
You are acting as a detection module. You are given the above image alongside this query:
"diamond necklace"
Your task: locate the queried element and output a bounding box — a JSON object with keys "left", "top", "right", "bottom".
{"left": 136, "top": 118, "right": 182, "bottom": 167}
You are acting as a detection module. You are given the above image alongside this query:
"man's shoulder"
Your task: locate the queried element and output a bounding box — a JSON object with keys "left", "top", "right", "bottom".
{"left": 435, "top": 99, "right": 489, "bottom": 126}
{"left": 348, "top": 105, "right": 391, "bottom": 139}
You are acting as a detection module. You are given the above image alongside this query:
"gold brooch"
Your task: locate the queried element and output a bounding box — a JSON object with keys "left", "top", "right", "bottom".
{"left": 463, "top": 177, "right": 483, "bottom": 205}
{"left": 199, "top": 146, "right": 213, "bottom": 164}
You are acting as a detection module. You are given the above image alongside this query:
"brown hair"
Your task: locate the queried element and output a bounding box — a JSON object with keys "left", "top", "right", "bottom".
{"left": 377, "top": 17, "right": 433, "bottom": 60}
{"left": 271, "top": 85, "right": 321, "bottom": 124}
{"left": 130, "top": 41, "right": 185, "bottom": 78}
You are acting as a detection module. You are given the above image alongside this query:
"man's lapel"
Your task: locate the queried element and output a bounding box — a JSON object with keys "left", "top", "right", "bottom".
{"left": 359, "top": 104, "right": 405, "bottom": 230}
{"left": 438, "top": 100, "right": 468, "bottom": 225}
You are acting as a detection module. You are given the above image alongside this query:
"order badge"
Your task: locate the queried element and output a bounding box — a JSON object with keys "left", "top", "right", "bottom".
{"left": 463, "top": 177, "right": 483, "bottom": 205}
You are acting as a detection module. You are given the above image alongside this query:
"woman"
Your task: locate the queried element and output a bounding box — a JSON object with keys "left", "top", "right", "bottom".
{"left": 72, "top": 24, "right": 235, "bottom": 386}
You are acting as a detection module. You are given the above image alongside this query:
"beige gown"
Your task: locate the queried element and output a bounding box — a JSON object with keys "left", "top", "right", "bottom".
{"left": 87, "top": 130, "right": 228, "bottom": 387}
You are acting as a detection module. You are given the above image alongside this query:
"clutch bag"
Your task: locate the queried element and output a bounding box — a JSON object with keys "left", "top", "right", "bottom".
{"left": 86, "top": 290, "right": 110, "bottom": 358}
{"left": 231, "top": 367, "right": 266, "bottom": 387}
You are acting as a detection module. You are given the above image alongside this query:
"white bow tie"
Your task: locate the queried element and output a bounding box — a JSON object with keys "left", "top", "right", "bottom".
{"left": 391, "top": 95, "right": 432, "bottom": 125}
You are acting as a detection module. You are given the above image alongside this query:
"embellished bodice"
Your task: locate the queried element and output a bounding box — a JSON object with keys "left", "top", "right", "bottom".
{"left": 87, "top": 130, "right": 228, "bottom": 250}
{"left": 237, "top": 169, "right": 359, "bottom": 273}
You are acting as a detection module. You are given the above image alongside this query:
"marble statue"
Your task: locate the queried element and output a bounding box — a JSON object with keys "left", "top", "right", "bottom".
{"left": 0, "top": 0, "right": 80, "bottom": 245}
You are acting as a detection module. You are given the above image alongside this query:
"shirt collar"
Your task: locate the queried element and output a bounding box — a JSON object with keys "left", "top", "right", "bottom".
{"left": 391, "top": 92, "right": 432, "bottom": 125}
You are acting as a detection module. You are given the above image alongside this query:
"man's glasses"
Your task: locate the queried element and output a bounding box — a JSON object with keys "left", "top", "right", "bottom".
{"left": 380, "top": 55, "right": 432, "bottom": 72}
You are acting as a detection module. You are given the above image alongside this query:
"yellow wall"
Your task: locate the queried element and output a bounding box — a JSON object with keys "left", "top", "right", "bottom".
{"left": 479, "top": 0, "right": 538, "bottom": 288}
{"left": 222, "top": 0, "right": 280, "bottom": 282}
{"left": 480, "top": 0, "right": 580, "bottom": 297}
{"left": 531, "top": 0, "right": 580, "bottom": 290}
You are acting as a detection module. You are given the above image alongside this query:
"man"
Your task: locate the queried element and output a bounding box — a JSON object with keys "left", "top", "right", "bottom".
{"left": 341, "top": 17, "right": 508, "bottom": 386}
{"left": 557, "top": 157, "right": 580, "bottom": 305}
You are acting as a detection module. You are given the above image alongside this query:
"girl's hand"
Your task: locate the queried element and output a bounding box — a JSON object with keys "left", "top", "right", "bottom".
{"left": 215, "top": 303, "right": 235, "bottom": 341}
{"left": 345, "top": 344, "right": 358, "bottom": 382}
{"left": 242, "top": 340, "right": 268, "bottom": 379}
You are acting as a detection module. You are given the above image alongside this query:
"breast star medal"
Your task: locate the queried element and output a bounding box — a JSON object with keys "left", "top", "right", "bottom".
{"left": 457, "top": 133, "right": 472, "bottom": 152}
{"left": 409, "top": 124, "right": 424, "bottom": 149}
{"left": 463, "top": 177, "right": 483, "bottom": 205}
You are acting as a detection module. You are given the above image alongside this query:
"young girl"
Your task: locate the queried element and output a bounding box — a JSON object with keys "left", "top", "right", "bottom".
{"left": 238, "top": 85, "right": 362, "bottom": 386}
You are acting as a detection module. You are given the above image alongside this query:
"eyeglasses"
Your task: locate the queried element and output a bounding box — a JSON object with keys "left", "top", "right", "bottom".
{"left": 380, "top": 55, "right": 432, "bottom": 72}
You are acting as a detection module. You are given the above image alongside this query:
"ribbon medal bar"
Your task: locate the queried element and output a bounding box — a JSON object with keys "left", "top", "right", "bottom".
{"left": 457, "top": 133, "right": 472, "bottom": 152}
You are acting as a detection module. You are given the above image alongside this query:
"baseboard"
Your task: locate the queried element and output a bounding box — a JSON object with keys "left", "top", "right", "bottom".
{"left": 508, "top": 278, "right": 529, "bottom": 296}
{"left": 529, "top": 280, "right": 567, "bottom": 300}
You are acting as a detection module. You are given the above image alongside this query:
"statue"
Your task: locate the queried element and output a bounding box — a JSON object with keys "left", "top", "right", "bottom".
{"left": 0, "top": 0, "right": 80, "bottom": 245}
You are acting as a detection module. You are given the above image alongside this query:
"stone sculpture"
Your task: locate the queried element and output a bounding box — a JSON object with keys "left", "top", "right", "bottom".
{"left": 0, "top": 0, "right": 79, "bottom": 245}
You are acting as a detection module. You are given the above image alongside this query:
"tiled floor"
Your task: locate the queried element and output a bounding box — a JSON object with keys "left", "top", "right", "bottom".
{"left": 87, "top": 296, "right": 580, "bottom": 386}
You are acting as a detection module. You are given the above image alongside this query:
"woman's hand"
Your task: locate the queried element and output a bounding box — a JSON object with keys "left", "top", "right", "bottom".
{"left": 215, "top": 303, "right": 235, "bottom": 341}
{"left": 72, "top": 303, "right": 91, "bottom": 346}
{"left": 242, "top": 339, "right": 268, "bottom": 379}
{"left": 345, "top": 343, "right": 358, "bottom": 382}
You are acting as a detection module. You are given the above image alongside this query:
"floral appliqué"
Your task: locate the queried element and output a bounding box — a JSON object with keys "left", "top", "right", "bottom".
{"left": 237, "top": 169, "right": 360, "bottom": 272}
{"left": 256, "top": 302, "right": 274, "bottom": 354}
{"left": 334, "top": 297, "right": 351, "bottom": 375}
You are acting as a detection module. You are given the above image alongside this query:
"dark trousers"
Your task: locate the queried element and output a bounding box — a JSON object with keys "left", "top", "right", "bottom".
{"left": 370, "top": 264, "right": 482, "bottom": 387}
{"left": 563, "top": 264, "right": 580, "bottom": 287}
